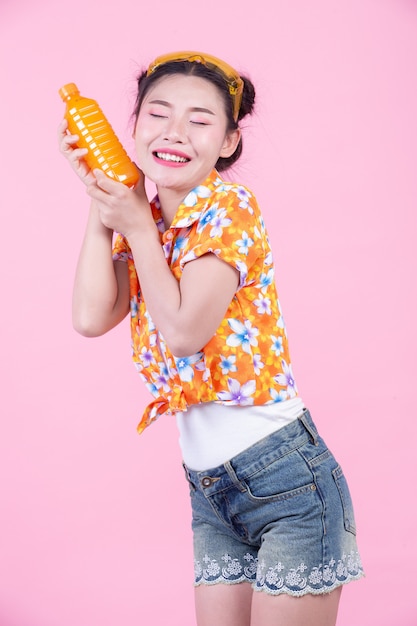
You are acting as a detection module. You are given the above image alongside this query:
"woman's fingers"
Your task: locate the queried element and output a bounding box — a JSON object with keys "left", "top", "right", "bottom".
{"left": 58, "top": 119, "right": 95, "bottom": 185}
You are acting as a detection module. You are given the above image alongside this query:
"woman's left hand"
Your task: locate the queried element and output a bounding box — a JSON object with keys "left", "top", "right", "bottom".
{"left": 86, "top": 168, "right": 155, "bottom": 239}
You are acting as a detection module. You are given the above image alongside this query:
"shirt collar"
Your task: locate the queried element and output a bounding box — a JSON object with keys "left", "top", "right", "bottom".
{"left": 151, "top": 169, "right": 223, "bottom": 231}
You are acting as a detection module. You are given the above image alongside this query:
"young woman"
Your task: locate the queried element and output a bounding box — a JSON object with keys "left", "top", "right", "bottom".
{"left": 58, "top": 51, "right": 364, "bottom": 626}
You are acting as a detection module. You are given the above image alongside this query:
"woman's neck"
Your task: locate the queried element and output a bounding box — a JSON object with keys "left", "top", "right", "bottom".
{"left": 157, "top": 187, "right": 188, "bottom": 229}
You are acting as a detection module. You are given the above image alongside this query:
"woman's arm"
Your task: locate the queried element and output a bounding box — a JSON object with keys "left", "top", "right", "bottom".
{"left": 87, "top": 170, "right": 239, "bottom": 356}
{"left": 128, "top": 232, "right": 239, "bottom": 356}
{"left": 58, "top": 119, "right": 130, "bottom": 337}
{"left": 72, "top": 202, "right": 130, "bottom": 337}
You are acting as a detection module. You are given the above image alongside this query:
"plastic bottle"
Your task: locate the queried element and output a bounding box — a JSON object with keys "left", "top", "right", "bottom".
{"left": 59, "top": 83, "right": 139, "bottom": 187}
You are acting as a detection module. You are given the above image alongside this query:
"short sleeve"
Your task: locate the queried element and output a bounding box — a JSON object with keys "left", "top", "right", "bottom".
{"left": 112, "top": 233, "right": 131, "bottom": 263}
{"left": 179, "top": 185, "right": 265, "bottom": 289}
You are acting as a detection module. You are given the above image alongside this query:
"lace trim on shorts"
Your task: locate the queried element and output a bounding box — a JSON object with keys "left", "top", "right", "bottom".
{"left": 194, "top": 550, "right": 364, "bottom": 596}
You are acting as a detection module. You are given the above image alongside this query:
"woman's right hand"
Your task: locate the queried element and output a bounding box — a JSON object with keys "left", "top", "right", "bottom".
{"left": 58, "top": 118, "right": 96, "bottom": 186}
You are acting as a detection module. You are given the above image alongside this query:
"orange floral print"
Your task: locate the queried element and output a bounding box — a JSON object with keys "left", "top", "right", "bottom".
{"left": 113, "top": 170, "right": 298, "bottom": 433}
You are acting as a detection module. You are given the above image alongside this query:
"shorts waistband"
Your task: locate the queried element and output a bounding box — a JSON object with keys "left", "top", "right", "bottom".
{"left": 183, "top": 408, "right": 320, "bottom": 494}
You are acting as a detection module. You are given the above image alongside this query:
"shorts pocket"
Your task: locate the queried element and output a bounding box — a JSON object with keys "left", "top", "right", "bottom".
{"left": 332, "top": 465, "right": 357, "bottom": 535}
{"left": 242, "top": 451, "right": 317, "bottom": 503}
{"left": 245, "top": 481, "right": 317, "bottom": 503}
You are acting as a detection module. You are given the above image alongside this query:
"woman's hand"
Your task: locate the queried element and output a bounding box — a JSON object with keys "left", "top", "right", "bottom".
{"left": 57, "top": 118, "right": 96, "bottom": 186}
{"left": 86, "top": 168, "right": 156, "bottom": 240}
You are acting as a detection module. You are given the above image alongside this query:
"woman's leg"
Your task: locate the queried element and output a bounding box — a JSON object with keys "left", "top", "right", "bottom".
{"left": 194, "top": 583, "right": 342, "bottom": 626}
{"left": 195, "top": 582, "right": 253, "bottom": 626}
{"left": 250, "top": 587, "right": 342, "bottom": 626}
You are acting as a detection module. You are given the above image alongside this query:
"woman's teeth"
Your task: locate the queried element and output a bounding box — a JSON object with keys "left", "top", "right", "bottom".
{"left": 155, "top": 152, "right": 189, "bottom": 163}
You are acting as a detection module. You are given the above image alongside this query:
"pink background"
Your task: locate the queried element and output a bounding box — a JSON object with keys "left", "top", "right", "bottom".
{"left": 1, "top": 1, "right": 416, "bottom": 624}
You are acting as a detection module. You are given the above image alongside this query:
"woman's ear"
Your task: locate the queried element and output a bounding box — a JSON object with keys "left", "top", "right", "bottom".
{"left": 220, "top": 128, "right": 241, "bottom": 158}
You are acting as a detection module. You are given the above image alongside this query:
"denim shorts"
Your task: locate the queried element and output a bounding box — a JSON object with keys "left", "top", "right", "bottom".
{"left": 183, "top": 409, "right": 364, "bottom": 596}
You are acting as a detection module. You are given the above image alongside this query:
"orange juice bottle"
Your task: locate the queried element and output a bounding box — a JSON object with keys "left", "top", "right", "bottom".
{"left": 59, "top": 83, "right": 139, "bottom": 187}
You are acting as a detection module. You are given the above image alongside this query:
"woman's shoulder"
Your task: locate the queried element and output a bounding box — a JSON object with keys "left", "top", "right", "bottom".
{"left": 206, "top": 173, "right": 259, "bottom": 217}
{"left": 212, "top": 173, "right": 255, "bottom": 197}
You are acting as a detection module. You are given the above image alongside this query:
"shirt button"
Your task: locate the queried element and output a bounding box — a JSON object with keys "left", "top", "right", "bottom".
{"left": 165, "top": 231, "right": 173, "bottom": 241}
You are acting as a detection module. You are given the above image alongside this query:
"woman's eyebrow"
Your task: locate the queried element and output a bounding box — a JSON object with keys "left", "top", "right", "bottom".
{"left": 148, "top": 99, "right": 215, "bottom": 115}
{"left": 148, "top": 99, "right": 171, "bottom": 107}
{"left": 191, "top": 107, "right": 215, "bottom": 116}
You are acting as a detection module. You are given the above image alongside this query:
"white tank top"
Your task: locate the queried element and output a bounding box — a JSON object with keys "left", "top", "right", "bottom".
{"left": 176, "top": 397, "right": 305, "bottom": 471}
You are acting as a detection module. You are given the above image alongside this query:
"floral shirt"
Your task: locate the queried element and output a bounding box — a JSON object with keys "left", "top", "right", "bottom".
{"left": 112, "top": 169, "right": 298, "bottom": 433}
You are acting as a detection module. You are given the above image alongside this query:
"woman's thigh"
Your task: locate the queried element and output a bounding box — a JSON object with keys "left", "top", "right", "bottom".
{"left": 251, "top": 586, "right": 342, "bottom": 626}
{"left": 195, "top": 582, "right": 253, "bottom": 626}
{"left": 194, "top": 583, "right": 342, "bottom": 626}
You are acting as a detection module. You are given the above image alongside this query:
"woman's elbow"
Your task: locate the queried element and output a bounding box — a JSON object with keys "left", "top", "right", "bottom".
{"left": 165, "top": 330, "right": 206, "bottom": 358}
{"left": 72, "top": 316, "right": 105, "bottom": 337}
{"left": 72, "top": 307, "right": 109, "bottom": 337}
{"left": 72, "top": 303, "right": 128, "bottom": 337}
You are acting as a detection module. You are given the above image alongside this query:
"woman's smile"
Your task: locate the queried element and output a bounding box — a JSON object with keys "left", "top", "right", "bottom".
{"left": 152, "top": 149, "right": 191, "bottom": 166}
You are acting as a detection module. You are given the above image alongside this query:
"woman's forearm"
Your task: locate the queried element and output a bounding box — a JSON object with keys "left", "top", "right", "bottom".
{"left": 127, "top": 229, "right": 184, "bottom": 349}
{"left": 127, "top": 228, "right": 238, "bottom": 357}
{"left": 72, "top": 200, "right": 129, "bottom": 336}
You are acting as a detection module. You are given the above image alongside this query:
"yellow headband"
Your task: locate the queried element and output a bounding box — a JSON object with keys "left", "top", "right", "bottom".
{"left": 147, "top": 51, "right": 243, "bottom": 121}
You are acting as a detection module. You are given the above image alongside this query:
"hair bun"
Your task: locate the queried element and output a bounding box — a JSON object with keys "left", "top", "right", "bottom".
{"left": 238, "top": 76, "right": 256, "bottom": 121}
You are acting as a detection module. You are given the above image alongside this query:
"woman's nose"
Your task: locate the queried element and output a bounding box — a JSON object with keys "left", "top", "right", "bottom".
{"left": 163, "top": 117, "right": 186, "bottom": 142}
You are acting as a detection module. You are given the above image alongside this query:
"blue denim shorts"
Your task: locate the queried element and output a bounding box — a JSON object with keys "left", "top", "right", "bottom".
{"left": 183, "top": 409, "right": 364, "bottom": 596}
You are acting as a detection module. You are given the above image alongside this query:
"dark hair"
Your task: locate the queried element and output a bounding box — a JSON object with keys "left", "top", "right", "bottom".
{"left": 132, "top": 60, "right": 256, "bottom": 171}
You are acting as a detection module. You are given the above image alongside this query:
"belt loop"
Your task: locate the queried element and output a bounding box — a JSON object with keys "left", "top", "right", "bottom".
{"left": 182, "top": 462, "right": 196, "bottom": 491}
{"left": 298, "top": 409, "right": 319, "bottom": 446}
{"left": 224, "top": 461, "right": 247, "bottom": 493}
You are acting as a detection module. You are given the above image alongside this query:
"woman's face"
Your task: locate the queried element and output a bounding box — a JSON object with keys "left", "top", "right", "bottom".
{"left": 134, "top": 74, "right": 240, "bottom": 200}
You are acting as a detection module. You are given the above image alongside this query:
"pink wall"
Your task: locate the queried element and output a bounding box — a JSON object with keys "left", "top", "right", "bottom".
{"left": 1, "top": 1, "right": 416, "bottom": 624}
